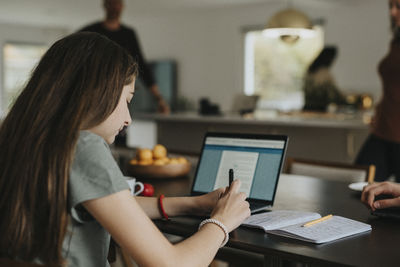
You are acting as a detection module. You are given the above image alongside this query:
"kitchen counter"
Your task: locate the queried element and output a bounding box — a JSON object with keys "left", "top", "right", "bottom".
{"left": 131, "top": 111, "right": 370, "bottom": 163}
{"left": 134, "top": 110, "right": 369, "bottom": 130}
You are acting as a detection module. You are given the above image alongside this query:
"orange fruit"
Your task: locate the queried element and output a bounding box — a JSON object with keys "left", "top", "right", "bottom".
{"left": 154, "top": 159, "right": 166, "bottom": 166}
{"left": 138, "top": 159, "right": 153, "bottom": 165}
{"left": 177, "top": 157, "right": 188, "bottom": 164}
{"left": 169, "top": 158, "right": 179, "bottom": 164}
{"left": 153, "top": 144, "right": 167, "bottom": 159}
{"left": 137, "top": 148, "right": 153, "bottom": 161}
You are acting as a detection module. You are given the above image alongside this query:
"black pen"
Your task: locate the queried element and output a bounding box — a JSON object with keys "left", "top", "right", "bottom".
{"left": 229, "top": 169, "right": 234, "bottom": 186}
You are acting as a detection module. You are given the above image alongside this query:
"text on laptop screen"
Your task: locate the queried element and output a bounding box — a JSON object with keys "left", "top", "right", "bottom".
{"left": 192, "top": 136, "right": 285, "bottom": 201}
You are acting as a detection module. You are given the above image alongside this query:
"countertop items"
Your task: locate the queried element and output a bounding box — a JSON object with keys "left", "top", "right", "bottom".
{"left": 130, "top": 111, "right": 370, "bottom": 163}
{"left": 134, "top": 110, "right": 369, "bottom": 130}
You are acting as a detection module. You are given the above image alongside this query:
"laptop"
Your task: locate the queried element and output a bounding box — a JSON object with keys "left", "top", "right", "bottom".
{"left": 191, "top": 132, "right": 288, "bottom": 213}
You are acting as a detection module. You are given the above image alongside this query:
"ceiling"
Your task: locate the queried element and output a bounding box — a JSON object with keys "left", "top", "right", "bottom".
{"left": 0, "top": 0, "right": 363, "bottom": 29}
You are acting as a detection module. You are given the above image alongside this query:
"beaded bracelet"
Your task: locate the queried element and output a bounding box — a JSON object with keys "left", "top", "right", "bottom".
{"left": 198, "top": 218, "right": 229, "bottom": 247}
{"left": 158, "top": 194, "right": 169, "bottom": 220}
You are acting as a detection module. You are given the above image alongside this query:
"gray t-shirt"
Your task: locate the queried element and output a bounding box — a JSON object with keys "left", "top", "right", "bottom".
{"left": 62, "top": 131, "right": 130, "bottom": 267}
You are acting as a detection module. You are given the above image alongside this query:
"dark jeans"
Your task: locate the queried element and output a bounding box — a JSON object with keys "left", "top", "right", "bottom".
{"left": 355, "top": 134, "right": 400, "bottom": 182}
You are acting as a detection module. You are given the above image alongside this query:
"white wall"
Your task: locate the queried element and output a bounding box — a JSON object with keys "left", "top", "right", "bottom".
{"left": 118, "top": 1, "right": 390, "bottom": 111}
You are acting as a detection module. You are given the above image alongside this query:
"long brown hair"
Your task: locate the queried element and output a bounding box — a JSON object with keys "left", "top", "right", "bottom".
{"left": 0, "top": 32, "right": 137, "bottom": 265}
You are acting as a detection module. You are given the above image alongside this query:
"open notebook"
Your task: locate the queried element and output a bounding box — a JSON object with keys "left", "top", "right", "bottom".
{"left": 243, "top": 210, "right": 371, "bottom": 244}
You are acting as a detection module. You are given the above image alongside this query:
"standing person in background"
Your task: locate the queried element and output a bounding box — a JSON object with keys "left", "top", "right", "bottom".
{"left": 79, "top": 0, "right": 170, "bottom": 114}
{"left": 0, "top": 32, "right": 250, "bottom": 267}
{"left": 79, "top": 0, "right": 169, "bottom": 146}
{"left": 302, "top": 46, "right": 345, "bottom": 112}
{"left": 355, "top": 0, "right": 400, "bottom": 182}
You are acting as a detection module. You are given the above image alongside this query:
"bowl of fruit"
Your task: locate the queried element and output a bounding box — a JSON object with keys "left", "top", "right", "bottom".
{"left": 127, "top": 144, "right": 191, "bottom": 179}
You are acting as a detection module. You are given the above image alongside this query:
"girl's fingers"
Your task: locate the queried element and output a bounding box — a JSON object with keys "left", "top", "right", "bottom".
{"left": 220, "top": 187, "right": 229, "bottom": 198}
{"left": 227, "top": 179, "right": 241, "bottom": 193}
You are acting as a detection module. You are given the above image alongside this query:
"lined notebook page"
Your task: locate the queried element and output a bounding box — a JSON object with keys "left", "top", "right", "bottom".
{"left": 270, "top": 215, "right": 372, "bottom": 243}
{"left": 243, "top": 210, "right": 321, "bottom": 231}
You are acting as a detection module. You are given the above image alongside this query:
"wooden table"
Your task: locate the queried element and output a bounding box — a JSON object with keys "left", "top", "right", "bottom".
{"left": 139, "top": 172, "right": 400, "bottom": 267}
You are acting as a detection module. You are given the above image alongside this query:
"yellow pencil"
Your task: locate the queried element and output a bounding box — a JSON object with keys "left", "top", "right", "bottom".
{"left": 302, "top": 214, "right": 333, "bottom": 227}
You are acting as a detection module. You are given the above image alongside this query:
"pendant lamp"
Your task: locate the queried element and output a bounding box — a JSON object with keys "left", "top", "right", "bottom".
{"left": 263, "top": 6, "right": 315, "bottom": 43}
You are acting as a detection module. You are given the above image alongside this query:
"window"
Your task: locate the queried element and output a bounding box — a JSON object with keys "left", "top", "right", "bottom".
{"left": 244, "top": 26, "right": 324, "bottom": 111}
{"left": 2, "top": 42, "right": 47, "bottom": 112}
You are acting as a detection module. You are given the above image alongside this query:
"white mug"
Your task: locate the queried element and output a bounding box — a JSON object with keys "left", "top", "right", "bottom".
{"left": 126, "top": 177, "right": 144, "bottom": 196}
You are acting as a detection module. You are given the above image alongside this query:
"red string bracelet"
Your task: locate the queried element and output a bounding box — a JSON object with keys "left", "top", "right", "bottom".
{"left": 158, "top": 194, "right": 169, "bottom": 220}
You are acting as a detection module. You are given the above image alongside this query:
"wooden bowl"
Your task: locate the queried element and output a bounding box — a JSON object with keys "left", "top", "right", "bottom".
{"left": 127, "top": 162, "right": 191, "bottom": 179}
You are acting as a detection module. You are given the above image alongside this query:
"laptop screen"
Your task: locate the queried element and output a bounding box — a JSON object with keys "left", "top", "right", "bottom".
{"left": 191, "top": 133, "right": 288, "bottom": 204}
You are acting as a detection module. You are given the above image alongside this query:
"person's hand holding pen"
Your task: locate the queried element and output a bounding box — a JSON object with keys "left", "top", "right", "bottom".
{"left": 190, "top": 168, "right": 237, "bottom": 216}
{"left": 209, "top": 169, "right": 251, "bottom": 232}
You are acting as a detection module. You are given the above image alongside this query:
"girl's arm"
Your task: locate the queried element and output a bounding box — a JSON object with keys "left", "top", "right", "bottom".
{"left": 83, "top": 180, "right": 249, "bottom": 267}
{"left": 135, "top": 188, "right": 222, "bottom": 219}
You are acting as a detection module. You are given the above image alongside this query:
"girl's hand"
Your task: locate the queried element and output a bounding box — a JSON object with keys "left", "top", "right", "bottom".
{"left": 361, "top": 182, "right": 400, "bottom": 211}
{"left": 193, "top": 187, "right": 226, "bottom": 216}
{"left": 210, "top": 179, "right": 251, "bottom": 232}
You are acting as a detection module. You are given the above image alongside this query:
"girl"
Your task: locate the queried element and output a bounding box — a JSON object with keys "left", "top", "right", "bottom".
{"left": 0, "top": 32, "right": 250, "bottom": 266}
